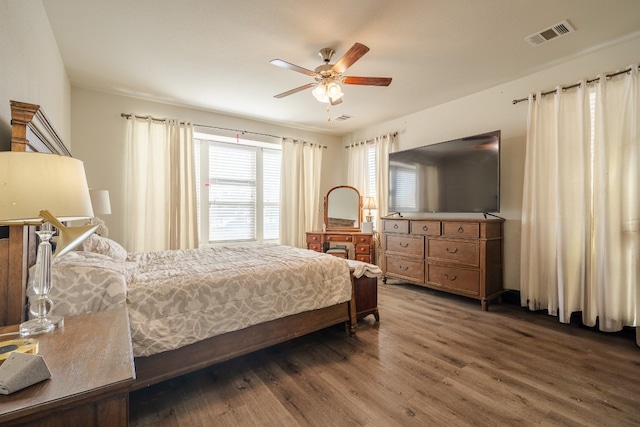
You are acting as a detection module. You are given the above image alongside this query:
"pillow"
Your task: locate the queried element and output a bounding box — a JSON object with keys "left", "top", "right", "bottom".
{"left": 28, "top": 251, "right": 127, "bottom": 318}
{"left": 78, "top": 233, "right": 128, "bottom": 261}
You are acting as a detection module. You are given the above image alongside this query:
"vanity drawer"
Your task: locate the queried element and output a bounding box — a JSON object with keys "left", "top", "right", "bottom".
{"left": 325, "top": 234, "right": 352, "bottom": 243}
{"left": 308, "top": 243, "right": 323, "bottom": 252}
{"left": 442, "top": 222, "right": 479, "bottom": 238}
{"left": 427, "top": 264, "right": 479, "bottom": 295}
{"left": 385, "top": 255, "right": 425, "bottom": 282}
{"left": 428, "top": 239, "right": 479, "bottom": 266}
{"left": 355, "top": 244, "right": 371, "bottom": 255}
{"left": 354, "top": 235, "right": 373, "bottom": 245}
{"left": 356, "top": 254, "right": 373, "bottom": 263}
{"left": 410, "top": 220, "right": 441, "bottom": 236}
{"left": 385, "top": 234, "right": 424, "bottom": 257}
{"left": 306, "top": 233, "right": 323, "bottom": 244}
{"left": 382, "top": 220, "right": 409, "bottom": 234}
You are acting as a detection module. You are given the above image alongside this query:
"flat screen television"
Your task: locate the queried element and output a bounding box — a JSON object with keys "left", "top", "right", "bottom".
{"left": 388, "top": 130, "right": 500, "bottom": 214}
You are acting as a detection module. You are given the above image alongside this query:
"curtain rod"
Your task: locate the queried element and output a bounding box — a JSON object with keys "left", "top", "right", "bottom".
{"left": 345, "top": 132, "right": 398, "bottom": 149}
{"left": 512, "top": 65, "right": 638, "bottom": 105}
{"left": 120, "top": 113, "right": 326, "bottom": 148}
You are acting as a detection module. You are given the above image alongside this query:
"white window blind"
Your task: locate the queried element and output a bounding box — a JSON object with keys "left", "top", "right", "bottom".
{"left": 367, "top": 144, "right": 376, "bottom": 198}
{"left": 195, "top": 135, "right": 281, "bottom": 244}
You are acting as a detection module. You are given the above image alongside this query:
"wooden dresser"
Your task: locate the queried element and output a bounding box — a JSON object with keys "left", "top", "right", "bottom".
{"left": 306, "top": 231, "right": 376, "bottom": 264}
{"left": 381, "top": 217, "right": 504, "bottom": 310}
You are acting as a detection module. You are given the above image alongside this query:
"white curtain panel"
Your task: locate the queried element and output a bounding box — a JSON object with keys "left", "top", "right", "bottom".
{"left": 125, "top": 117, "right": 198, "bottom": 252}
{"left": 347, "top": 142, "right": 369, "bottom": 196}
{"left": 375, "top": 134, "right": 394, "bottom": 234}
{"left": 279, "top": 139, "right": 323, "bottom": 248}
{"left": 520, "top": 66, "right": 639, "bottom": 345}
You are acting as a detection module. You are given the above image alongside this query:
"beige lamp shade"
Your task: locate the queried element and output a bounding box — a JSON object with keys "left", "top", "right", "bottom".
{"left": 89, "top": 190, "right": 112, "bottom": 215}
{"left": 0, "top": 152, "right": 94, "bottom": 224}
{"left": 363, "top": 197, "right": 377, "bottom": 210}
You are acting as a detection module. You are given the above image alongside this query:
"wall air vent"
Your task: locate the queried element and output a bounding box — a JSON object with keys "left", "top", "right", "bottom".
{"left": 333, "top": 114, "right": 352, "bottom": 122}
{"left": 525, "top": 19, "right": 575, "bottom": 47}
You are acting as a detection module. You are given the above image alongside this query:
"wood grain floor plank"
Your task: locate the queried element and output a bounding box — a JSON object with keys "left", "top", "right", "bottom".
{"left": 130, "top": 282, "right": 640, "bottom": 426}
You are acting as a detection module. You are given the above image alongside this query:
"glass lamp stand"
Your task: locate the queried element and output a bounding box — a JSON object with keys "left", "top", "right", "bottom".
{"left": 20, "top": 222, "right": 64, "bottom": 337}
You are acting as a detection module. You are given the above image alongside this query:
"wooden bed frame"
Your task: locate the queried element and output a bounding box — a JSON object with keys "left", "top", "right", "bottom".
{"left": 0, "top": 100, "right": 357, "bottom": 391}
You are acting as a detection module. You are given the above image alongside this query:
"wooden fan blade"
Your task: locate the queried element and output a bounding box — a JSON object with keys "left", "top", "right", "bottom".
{"left": 274, "top": 83, "right": 316, "bottom": 98}
{"left": 332, "top": 43, "right": 370, "bottom": 74}
{"left": 342, "top": 76, "right": 392, "bottom": 86}
{"left": 270, "top": 59, "right": 317, "bottom": 77}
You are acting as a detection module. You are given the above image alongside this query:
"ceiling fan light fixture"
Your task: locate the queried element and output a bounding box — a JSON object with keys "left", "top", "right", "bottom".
{"left": 327, "top": 82, "right": 343, "bottom": 102}
{"left": 312, "top": 81, "right": 343, "bottom": 103}
{"left": 312, "top": 83, "right": 329, "bottom": 103}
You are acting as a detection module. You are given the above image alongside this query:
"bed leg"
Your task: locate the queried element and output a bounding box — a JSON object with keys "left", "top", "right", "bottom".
{"left": 347, "top": 273, "right": 357, "bottom": 336}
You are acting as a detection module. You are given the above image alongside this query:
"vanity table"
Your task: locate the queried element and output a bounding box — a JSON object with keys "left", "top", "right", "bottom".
{"left": 306, "top": 185, "right": 376, "bottom": 264}
{"left": 306, "top": 231, "right": 375, "bottom": 264}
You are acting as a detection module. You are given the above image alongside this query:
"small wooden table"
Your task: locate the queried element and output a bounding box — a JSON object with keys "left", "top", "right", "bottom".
{"left": 0, "top": 307, "right": 135, "bottom": 426}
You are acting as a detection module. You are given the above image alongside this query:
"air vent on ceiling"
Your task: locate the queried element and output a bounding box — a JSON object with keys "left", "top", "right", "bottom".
{"left": 333, "top": 114, "right": 352, "bottom": 122}
{"left": 525, "top": 19, "right": 575, "bottom": 47}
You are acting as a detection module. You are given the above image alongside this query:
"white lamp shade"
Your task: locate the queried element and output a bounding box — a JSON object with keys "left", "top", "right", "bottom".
{"left": 89, "top": 190, "right": 112, "bottom": 215}
{"left": 0, "top": 152, "right": 94, "bottom": 224}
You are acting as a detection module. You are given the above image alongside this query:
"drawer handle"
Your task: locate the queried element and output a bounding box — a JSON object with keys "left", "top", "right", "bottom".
{"left": 422, "top": 225, "right": 428, "bottom": 231}
{"left": 393, "top": 224, "right": 399, "bottom": 229}
{"left": 399, "top": 242, "right": 409, "bottom": 248}
{"left": 457, "top": 226, "right": 464, "bottom": 233}
{"left": 446, "top": 247, "right": 458, "bottom": 254}
{"left": 399, "top": 265, "right": 409, "bottom": 271}
{"left": 444, "top": 273, "right": 457, "bottom": 281}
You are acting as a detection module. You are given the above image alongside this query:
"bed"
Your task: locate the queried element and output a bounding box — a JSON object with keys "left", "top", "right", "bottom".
{"left": 0, "top": 101, "right": 357, "bottom": 391}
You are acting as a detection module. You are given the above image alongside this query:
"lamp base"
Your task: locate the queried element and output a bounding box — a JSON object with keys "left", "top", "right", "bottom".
{"left": 19, "top": 316, "right": 64, "bottom": 338}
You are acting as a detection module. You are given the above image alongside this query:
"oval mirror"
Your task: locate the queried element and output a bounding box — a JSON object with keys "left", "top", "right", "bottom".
{"left": 324, "top": 186, "right": 362, "bottom": 231}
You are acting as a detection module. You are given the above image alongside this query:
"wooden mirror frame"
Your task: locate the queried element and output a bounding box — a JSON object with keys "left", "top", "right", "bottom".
{"left": 324, "top": 185, "right": 362, "bottom": 232}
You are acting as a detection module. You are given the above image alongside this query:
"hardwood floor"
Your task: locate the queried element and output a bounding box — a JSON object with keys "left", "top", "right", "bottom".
{"left": 130, "top": 281, "right": 640, "bottom": 426}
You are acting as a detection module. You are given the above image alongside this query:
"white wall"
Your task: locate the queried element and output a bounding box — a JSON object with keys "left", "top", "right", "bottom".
{"left": 345, "top": 34, "right": 640, "bottom": 291}
{"left": 70, "top": 88, "right": 344, "bottom": 245}
{"left": 0, "top": 1, "right": 71, "bottom": 150}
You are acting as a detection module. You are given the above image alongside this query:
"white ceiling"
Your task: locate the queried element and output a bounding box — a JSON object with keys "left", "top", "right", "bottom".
{"left": 42, "top": 0, "right": 640, "bottom": 135}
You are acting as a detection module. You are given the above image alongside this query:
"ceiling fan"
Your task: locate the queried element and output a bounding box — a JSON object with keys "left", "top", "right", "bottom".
{"left": 270, "top": 42, "right": 392, "bottom": 105}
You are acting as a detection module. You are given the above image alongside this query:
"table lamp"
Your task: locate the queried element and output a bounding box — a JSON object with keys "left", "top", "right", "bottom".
{"left": 363, "top": 197, "right": 377, "bottom": 223}
{"left": 88, "top": 189, "right": 111, "bottom": 236}
{"left": 0, "top": 152, "right": 96, "bottom": 337}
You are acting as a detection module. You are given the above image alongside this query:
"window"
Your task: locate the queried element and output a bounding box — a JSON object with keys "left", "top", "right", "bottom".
{"left": 194, "top": 133, "right": 281, "bottom": 244}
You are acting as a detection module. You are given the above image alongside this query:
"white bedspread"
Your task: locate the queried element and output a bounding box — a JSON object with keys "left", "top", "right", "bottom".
{"left": 126, "top": 244, "right": 351, "bottom": 357}
{"left": 39, "top": 244, "right": 352, "bottom": 357}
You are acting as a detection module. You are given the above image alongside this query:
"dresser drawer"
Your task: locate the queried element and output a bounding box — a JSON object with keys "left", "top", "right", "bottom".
{"left": 325, "top": 234, "right": 352, "bottom": 243}
{"left": 410, "top": 220, "right": 441, "bottom": 236}
{"left": 427, "top": 264, "right": 479, "bottom": 295}
{"left": 442, "top": 222, "right": 479, "bottom": 238}
{"left": 385, "top": 256, "right": 425, "bottom": 282}
{"left": 428, "top": 239, "right": 478, "bottom": 266}
{"left": 383, "top": 220, "right": 409, "bottom": 234}
{"left": 385, "top": 234, "right": 424, "bottom": 257}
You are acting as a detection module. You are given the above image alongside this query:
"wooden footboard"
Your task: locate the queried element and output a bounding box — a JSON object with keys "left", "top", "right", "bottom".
{"left": 132, "top": 301, "right": 355, "bottom": 390}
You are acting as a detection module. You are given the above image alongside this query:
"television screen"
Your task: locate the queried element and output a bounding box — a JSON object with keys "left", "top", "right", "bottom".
{"left": 388, "top": 130, "right": 500, "bottom": 213}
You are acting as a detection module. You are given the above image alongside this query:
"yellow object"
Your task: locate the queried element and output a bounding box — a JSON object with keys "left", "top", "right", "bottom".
{"left": 0, "top": 339, "right": 39, "bottom": 365}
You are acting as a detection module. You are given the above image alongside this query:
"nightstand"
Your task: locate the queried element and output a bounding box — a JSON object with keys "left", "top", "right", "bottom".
{"left": 0, "top": 307, "right": 134, "bottom": 426}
